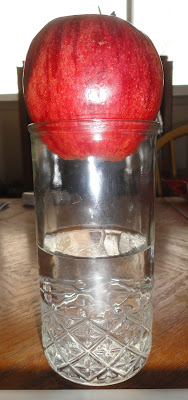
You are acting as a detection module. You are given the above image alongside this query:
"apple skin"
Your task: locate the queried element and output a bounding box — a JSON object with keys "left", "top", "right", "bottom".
{"left": 24, "top": 14, "right": 163, "bottom": 160}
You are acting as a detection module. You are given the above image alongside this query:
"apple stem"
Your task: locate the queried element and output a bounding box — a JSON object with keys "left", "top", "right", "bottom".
{"left": 98, "top": 6, "right": 116, "bottom": 16}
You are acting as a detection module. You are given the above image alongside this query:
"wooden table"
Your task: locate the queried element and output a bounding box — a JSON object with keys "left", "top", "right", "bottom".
{"left": 0, "top": 197, "right": 187, "bottom": 389}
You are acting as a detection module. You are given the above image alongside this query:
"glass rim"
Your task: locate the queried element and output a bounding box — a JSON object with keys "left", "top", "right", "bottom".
{"left": 28, "top": 118, "right": 159, "bottom": 126}
{"left": 28, "top": 118, "right": 159, "bottom": 136}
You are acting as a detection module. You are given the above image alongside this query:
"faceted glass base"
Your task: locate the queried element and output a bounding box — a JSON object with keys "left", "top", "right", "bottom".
{"left": 41, "top": 285, "right": 152, "bottom": 386}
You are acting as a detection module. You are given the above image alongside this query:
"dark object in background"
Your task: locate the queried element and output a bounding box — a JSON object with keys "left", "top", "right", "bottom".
{"left": 17, "top": 64, "right": 33, "bottom": 192}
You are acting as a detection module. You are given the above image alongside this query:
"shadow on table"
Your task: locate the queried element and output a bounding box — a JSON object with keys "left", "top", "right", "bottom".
{"left": 0, "top": 366, "right": 187, "bottom": 390}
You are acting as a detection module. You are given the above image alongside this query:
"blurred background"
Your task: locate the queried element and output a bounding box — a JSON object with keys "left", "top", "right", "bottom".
{"left": 0, "top": 0, "right": 188, "bottom": 197}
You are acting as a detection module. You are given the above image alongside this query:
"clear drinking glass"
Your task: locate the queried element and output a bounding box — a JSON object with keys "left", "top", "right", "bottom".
{"left": 29, "top": 119, "right": 158, "bottom": 386}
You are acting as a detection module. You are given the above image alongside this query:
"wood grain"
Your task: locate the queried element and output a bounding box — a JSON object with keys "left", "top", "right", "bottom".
{"left": 0, "top": 198, "right": 187, "bottom": 389}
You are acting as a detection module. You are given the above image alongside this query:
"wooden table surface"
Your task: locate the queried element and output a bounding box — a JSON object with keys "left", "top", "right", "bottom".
{"left": 0, "top": 197, "right": 187, "bottom": 389}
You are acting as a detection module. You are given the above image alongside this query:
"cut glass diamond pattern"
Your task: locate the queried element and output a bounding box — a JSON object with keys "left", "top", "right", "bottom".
{"left": 52, "top": 316, "right": 66, "bottom": 339}
{"left": 56, "top": 333, "right": 84, "bottom": 362}
{"left": 45, "top": 343, "right": 67, "bottom": 369}
{"left": 93, "top": 337, "right": 123, "bottom": 365}
{"left": 72, "top": 321, "right": 105, "bottom": 349}
{"left": 57, "top": 365, "right": 81, "bottom": 381}
{"left": 98, "top": 368, "right": 119, "bottom": 381}
{"left": 41, "top": 274, "right": 152, "bottom": 385}
{"left": 111, "top": 348, "right": 139, "bottom": 376}
{"left": 53, "top": 308, "right": 84, "bottom": 329}
{"left": 42, "top": 326, "right": 53, "bottom": 348}
{"left": 72, "top": 354, "right": 105, "bottom": 381}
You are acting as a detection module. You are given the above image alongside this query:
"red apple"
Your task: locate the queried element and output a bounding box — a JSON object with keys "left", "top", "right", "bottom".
{"left": 24, "top": 14, "right": 163, "bottom": 160}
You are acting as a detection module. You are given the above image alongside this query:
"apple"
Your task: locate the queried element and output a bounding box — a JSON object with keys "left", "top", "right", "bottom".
{"left": 24, "top": 14, "right": 163, "bottom": 160}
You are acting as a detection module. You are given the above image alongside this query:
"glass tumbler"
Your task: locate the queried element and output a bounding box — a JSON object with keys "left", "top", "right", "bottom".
{"left": 29, "top": 120, "right": 158, "bottom": 386}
